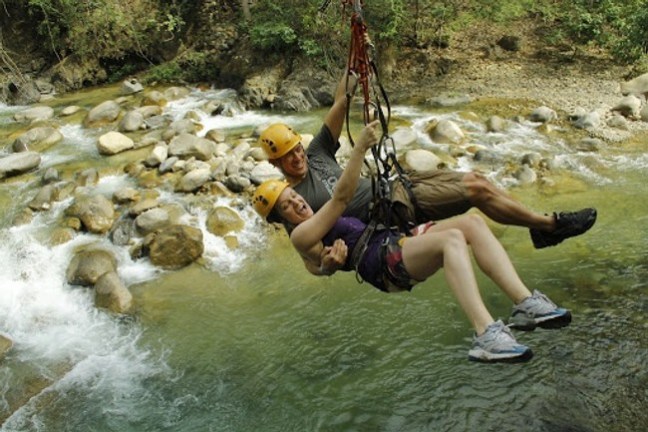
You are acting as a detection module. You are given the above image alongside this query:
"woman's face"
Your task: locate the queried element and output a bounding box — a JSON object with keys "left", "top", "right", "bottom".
{"left": 276, "top": 187, "right": 313, "bottom": 224}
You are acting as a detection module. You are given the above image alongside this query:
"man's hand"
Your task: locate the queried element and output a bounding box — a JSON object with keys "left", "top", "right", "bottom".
{"left": 319, "top": 239, "right": 348, "bottom": 275}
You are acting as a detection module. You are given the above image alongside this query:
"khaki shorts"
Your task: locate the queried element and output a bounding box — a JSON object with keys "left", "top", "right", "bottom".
{"left": 391, "top": 169, "right": 471, "bottom": 223}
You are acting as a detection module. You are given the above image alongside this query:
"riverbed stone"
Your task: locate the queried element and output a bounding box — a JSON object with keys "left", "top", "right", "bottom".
{"left": 12, "top": 126, "right": 64, "bottom": 152}
{"left": 94, "top": 271, "right": 133, "bottom": 313}
{"left": 135, "top": 208, "right": 170, "bottom": 234}
{"left": 13, "top": 106, "right": 54, "bottom": 123}
{"left": 403, "top": 149, "right": 443, "bottom": 172}
{"left": 529, "top": 106, "right": 557, "bottom": 123}
{"left": 168, "top": 133, "right": 215, "bottom": 161}
{"left": 206, "top": 206, "right": 245, "bottom": 236}
{"left": 0, "top": 151, "right": 41, "bottom": 179}
{"left": 176, "top": 168, "right": 212, "bottom": 193}
{"left": 84, "top": 100, "right": 122, "bottom": 127}
{"left": 66, "top": 248, "right": 117, "bottom": 287}
{"left": 97, "top": 131, "right": 135, "bottom": 155}
{"left": 118, "top": 110, "right": 145, "bottom": 132}
{"left": 120, "top": 78, "right": 144, "bottom": 95}
{"left": 147, "top": 224, "right": 204, "bottom": 269}
{"left": 65, "top": 193, "right": 115, "bottom": 234}
{"left": 425, "top": 118, "right": 465, "bottom": 144}
{"left": 28, "top": 184, "right": 56, "bottom": 211}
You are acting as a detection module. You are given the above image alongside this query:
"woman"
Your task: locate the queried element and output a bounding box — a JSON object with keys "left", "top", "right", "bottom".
{"left": 252, "top": 121, "right": 571, "bottom": 363}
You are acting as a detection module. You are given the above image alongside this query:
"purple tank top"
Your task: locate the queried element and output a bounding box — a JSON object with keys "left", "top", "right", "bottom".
{"left": 322, "top": 217, "right": 389, "bottom": 289}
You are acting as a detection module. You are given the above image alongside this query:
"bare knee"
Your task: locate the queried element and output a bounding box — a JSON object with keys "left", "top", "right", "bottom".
{"left": 442, "top": 228, "right": 468, "bottom": 252}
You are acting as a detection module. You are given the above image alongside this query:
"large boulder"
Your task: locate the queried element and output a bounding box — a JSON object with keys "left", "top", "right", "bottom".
{"left": 84, "top": 100, "right": 122, "bottom": 127}
{"left": 168, "top": 133, "right": 216, "bottom": 161}
{"left": 66, "top": 249, "right": 117, "bottom": 287}
{"left": 97, "top": 131, "right": 135, "bottom": 155}
{"left": 65, "top": 194, "right": 116, "bottom": 234}
{"left": 147, "top": 224, "right": 204, "bottom": 269}
{"left": 94, "top": 271, "right": 133, "bottom": 313}
{"left": 0, "top": 152, "right": 41, "bottom": 179}
{"left": 13, "top": 106, "right": 54, "bottom": 123}
{"left": 12, "top": 126, "right": 64, "bottom": 152}
{"left": 206, "top": 206, "right": 245, "bottom": 236}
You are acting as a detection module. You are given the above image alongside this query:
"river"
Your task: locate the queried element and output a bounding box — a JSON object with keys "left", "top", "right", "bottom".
{"left": 0, "top": 84, "right": 646, "bottom": 432}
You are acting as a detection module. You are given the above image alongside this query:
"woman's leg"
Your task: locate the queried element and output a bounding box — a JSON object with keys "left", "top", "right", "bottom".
{"left": 423, "top": 214, "right": 531, "bottom": 304}
{"left": 401, "top": 228, "right": 494, "bottom": 334}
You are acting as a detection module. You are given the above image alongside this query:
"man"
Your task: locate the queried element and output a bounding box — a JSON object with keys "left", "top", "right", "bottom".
{"left": 258, "top": 72, "right": 596, "bottom": 273}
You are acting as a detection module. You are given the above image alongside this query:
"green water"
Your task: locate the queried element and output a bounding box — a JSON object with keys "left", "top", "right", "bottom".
{"left": 1, "top": 87, "right": 647, "bottom": 431}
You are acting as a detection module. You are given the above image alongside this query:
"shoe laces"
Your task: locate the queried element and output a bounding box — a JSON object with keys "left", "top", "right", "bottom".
{"left": 516, "top": 290, "right": 557, "bottom": 314}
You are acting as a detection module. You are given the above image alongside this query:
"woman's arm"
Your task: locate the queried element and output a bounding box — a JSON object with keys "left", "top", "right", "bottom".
{"left": 291, "top": 121, "right": 379, "bottom": 255}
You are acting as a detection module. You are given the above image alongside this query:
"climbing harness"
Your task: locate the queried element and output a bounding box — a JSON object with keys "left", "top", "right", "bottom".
{"left": 324, "top": 1, "right": 420, "bottom": 283}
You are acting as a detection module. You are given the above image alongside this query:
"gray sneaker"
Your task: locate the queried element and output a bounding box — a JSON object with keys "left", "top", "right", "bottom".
{"left": 508, "top": 290, "right": 572, "bottom": 331}
{"left": 468, "top": 320, "right": 533, "bottom": 363}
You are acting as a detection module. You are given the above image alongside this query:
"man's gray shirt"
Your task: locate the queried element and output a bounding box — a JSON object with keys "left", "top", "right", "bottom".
{"left": 293, "top": 125, "right": 373, "bottom": 222}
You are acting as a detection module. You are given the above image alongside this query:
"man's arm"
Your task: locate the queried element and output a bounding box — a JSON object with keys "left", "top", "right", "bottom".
{"left": 322, "top": 71, "right": 356, "bottom": 143}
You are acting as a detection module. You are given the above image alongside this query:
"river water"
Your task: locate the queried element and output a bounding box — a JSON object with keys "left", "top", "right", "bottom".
{"left": 0, "top": 85, "right": 647, "bottom": 432}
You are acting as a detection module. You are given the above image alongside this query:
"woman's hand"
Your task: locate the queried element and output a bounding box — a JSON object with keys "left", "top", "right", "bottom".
{"left": 319, "top": 239, "right": 348, "bottom": 275}
{"left": 356, "top": 120, "right": 380, "bottom": 153}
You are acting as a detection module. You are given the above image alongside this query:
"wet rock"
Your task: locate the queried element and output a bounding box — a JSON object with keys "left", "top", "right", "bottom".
{"left": 176, "top": 168, "right": 212, "bottom": 193}
{"left": 485, "top": 115, "right": 507, "bottom": 132}
{"left": 141, "top": 90, "right": 167, "bottom": 107}
{"left": 28, "top": 184, "right": 56, "bottom": 211}
{"left": 66, "top": 249, "right": 117, "bottom": 287}
{"left": 135, "top": 208, "right": 170, "bottom": 234}
{"left": 249, "top": 161, "right": 282, "bottom": 184}
{"left": 164, "top": 86, "right": 190, "bottom": 100}
{"left": 425, "top": 118, "right": 465, "bottom": 144}
{"left": 76, "top": 168, "right": 99, "bottom": 186}
{"left": 118, "top": 110, "right": 145, "bottom": 132}
{"left": 147, "top": 224, "right": 204, "bottom": 269}
{"left": 65, "top": 194, "right": 115, "bottom": 234}
{"left": 528, "top": 106, "right": 557, "bottom": 123}
{"left": 144, "top": 143, "right": 168, "bottom": 167}
{"left": 391, "top": 127, "right": 418, "bottom": 150}
{"left": 113, "top": 187, "right": 140, "bottom": 205}
{"left": 61, "top": 105, "right": 83, "bottom": 116}
{"left": 50, "top": 227, "right": 76, "bottom": 245}
{"left": 168, "top": 133, "right": 216, "bottom": 161}
{"left": 206, "top": 206, "right": 245, "bottom": 236}
{"left": 12, "top": 126, "right": 63, "bottom": 152}
{"left": 224, "top": 175, "right": 251, "bottom": 193}
{"left": 97, "top": 131, "right": 135, "bottom": 155}
{"left": 13, "top": 106, "right": 54, "bottom": 123}
{"left": 42, "top": 167, "right": 60, "bottom": 184}
{"left": 94, "top": 271, "right": 133, "bottom": 313}
{"left": 0, "top": 151, "right": 41, "bottom": 179}
{"left": 120, "top": 78, "right": 144, "bottom": 95}
{"left": 84, "top": 100, "right": 122, "bottom": 127}
{"left": 130, "top": 198, "right": 159, "bottom": 216}
{"left": 403, "top": 149, "right": 442, "bottom": 172}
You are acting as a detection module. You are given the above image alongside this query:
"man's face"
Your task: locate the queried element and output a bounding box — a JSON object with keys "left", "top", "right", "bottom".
{"left": 275, "top": 143, "right": 308, "bottom": 181}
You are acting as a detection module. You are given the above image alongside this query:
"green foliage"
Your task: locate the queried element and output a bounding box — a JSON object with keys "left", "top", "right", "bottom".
{"left": 250, "top": 23, "right": 298, "bottom": 51}
{"left": 21, "top": 0, "right": 185, "bottom": 60}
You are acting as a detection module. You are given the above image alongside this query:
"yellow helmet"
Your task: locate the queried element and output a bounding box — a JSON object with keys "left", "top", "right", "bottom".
{"left": 252, "top": 180, "right": 289, "bottom": 218}
{"left": 259, "top": 123, "right": 301, "bottom": 159}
